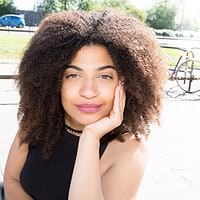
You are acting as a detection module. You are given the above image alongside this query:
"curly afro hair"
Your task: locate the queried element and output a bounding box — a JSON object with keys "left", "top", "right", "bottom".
{"left": 17, "top": 9, "right": 167, "bottom": 159}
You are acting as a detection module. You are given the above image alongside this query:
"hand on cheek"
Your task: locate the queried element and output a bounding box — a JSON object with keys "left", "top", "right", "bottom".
{"left": 83, "top": 80, "right": 126, "bottom": 140}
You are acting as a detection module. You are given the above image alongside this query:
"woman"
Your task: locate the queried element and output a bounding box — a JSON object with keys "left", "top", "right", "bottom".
{"left": 4, "top": 9, "right": 167, "bottom": 199}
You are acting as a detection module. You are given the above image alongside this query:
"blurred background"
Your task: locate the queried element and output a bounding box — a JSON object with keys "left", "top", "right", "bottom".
{"left": 0, "top": 0, "right": 200, "bottom": 38}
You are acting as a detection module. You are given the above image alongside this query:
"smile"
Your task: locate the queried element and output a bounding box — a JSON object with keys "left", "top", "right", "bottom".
{"left": 76, "top": 104, "right": 102, "bottom": 113}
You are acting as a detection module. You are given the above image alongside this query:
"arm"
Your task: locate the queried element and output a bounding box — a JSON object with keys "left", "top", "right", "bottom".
{"left": 68, "top": 131, "right": 103, "bottom": 200}
{"left": 101, "top": 138, "right": 148, "bottom": 200}
{"left": 68, "top": 84, "right": 132, "bottom": 200}
{"left": 3, "top": 133, "right": 33, "bottom": 200}
{"left": 69, "top": 83, "right": 148, "bottom": 200}
{"left": 69, "top": 131, "right": 148, "bottom": 200}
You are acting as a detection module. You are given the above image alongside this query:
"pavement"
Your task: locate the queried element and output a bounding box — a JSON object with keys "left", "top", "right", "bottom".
{"left": 0, "top": 62, "right": 200, "bottom": 199}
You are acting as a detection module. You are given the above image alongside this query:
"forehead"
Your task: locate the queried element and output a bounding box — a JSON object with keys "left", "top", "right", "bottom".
{"left": 69, "top": 45, "right": 115, "bottom": 67}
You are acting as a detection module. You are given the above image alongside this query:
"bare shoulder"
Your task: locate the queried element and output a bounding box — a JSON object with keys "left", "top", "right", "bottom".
{"left": 8, "top": 133, "right": 29, "bottom": 155}
{"left": 123, "top": 133, "right": 148, "bottom": 159}
{"left": 103, "top": 133, "right": 148, "bottom": 165}
{"left": 100, "top": 133, "right": 148, "bottom": 199}
{"left": 117, "top": 133, "right": 148, "bottom": 154}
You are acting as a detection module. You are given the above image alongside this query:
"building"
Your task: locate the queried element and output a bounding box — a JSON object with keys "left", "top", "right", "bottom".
{"left": 16, "top": 9, "right": 43, "bottom": 26}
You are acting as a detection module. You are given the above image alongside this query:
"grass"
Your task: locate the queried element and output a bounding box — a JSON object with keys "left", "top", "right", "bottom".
{"left": 161, "top": 47, "right": 200, "bottom": 66}
{"left": 0, "top": 33, "right": 32, "bottom": 61}
{"left": 161, "top": 48, "right": 182, "bottom": 66}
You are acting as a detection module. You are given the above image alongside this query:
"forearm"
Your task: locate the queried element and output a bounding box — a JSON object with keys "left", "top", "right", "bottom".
{"left": 4, "top": 178, "right": 33, "bottom": 200}
{"left": 68, "top": 131, "right": 104, "bottom": 200}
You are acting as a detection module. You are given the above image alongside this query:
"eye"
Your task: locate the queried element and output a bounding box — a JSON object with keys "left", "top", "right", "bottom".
{"left": 65, "top": 73, "right": 80, "bottom": 79}
{"left": 100, "top": 74, "right": 113, "bottom": 80}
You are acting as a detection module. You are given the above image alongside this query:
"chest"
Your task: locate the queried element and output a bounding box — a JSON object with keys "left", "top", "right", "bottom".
{"left": 20, "top": 133, "right": 109, "bottom": 200}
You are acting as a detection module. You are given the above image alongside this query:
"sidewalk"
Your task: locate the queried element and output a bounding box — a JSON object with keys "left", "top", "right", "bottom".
{"left": 138, "top": 100, "right": 200, "bottom": 200}
{"left": 0, "top": 68, "right": 200, "bottom": 199}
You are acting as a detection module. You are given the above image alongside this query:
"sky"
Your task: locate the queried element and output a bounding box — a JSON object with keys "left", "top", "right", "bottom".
{"left": 13, "top": 0, "right": 199, "bottom": 19}
{"left": 13, "top": 0, "right": 37, "bottom": 10}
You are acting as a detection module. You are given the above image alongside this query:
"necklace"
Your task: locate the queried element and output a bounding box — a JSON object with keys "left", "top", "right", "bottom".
{"left": 65, "top": 125, "right": 82, "bottom": 137}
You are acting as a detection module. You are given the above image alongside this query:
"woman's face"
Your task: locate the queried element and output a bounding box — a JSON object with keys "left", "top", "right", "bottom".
{"left": 61, "top": 45, "right": 119, "bottom": 130}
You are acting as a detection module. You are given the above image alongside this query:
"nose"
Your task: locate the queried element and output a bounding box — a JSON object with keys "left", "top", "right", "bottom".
{"left": 79, "top": 79, "right": 98, "bottom": 99}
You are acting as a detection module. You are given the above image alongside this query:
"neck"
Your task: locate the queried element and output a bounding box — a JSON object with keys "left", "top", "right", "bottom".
{"left": 65, "top": 125, "right": 82, "bottom": 137}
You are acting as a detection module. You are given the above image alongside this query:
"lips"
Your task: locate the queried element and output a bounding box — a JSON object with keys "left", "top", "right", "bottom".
{"left": 76, "top": 104, "right": 102, "bottom": 113}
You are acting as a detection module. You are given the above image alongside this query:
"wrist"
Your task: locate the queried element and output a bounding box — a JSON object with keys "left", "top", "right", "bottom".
{"left": 81, "top": 128, "right": 101, "bottom": 143}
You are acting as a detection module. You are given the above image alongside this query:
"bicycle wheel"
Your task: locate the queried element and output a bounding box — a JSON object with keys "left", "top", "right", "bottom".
{"left": 177, "top": 49, "right": 194, "bottom": 65}
{"left": 175, "top": 59, "right": 200, "bottom": 93}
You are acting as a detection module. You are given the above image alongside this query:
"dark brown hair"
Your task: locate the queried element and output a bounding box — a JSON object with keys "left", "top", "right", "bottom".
{"left": 17, "top": 9, "right": 167, "bottom": 158}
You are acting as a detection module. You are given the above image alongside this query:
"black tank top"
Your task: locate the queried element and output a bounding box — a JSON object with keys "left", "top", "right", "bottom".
{"left": 20, "top": 131, "right": 110, "bottom": 200}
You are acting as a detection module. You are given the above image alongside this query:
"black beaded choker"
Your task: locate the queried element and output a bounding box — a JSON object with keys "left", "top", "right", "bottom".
{"left": 65, "top": 125, "right": 82, "bottom": 137}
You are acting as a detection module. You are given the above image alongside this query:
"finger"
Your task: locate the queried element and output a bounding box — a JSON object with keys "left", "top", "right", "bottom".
{"left": 120, "top": 85, "right": 126, "bottom": 112}
{"left": 111, "top": 85, "right": 125, "bottom": 124}
{"left": 118, "top": 81, "right": 126, "bottom": 114}
{"left": 112, "top": 85, "right": 120, "bottom": 115}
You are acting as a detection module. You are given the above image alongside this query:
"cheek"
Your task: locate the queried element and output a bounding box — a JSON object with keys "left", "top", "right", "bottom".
{"left": 101, "top": 85, "right": 116, "bottom": 105}
{"left": 61, "top": 84, "right": 72, "bottom": 105}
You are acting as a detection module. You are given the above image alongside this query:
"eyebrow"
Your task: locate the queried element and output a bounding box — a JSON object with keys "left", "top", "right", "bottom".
{"left": 66, "top": 65, "right": 116, "bottom": 71}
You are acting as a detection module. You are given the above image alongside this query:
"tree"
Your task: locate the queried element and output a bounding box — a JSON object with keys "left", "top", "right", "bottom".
{"left": 126, "top": 4, "right": 146, "bottom": 22}
{"left": 40, "top": 0, "right": 95, "bottom": 15}
{"left": 58, "top": 0, "right": 76, "bottom": 10}
{"left": 39, "top": 0, "right": 146, "bottom": 22}
{"left": 41, "top": 0, "right": 58, "bottom": 16}
{"left": 92, "top": 0, "right": 147, "bottom": 22}
{"left": 76, "top": 0, "right": 96, "bottom": 11}
{"left": 183, "top": 18, "right": 200, "bottom": 32}
{"left": 0, "top": 0, "right": 16, "bottom": 16}
{"left": 146, "top": 0, "right": 177, "bottom": 30}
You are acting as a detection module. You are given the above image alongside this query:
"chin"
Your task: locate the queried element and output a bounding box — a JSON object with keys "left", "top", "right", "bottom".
{"left": 78, "top": 117, "right": 102, "bottom": 126}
